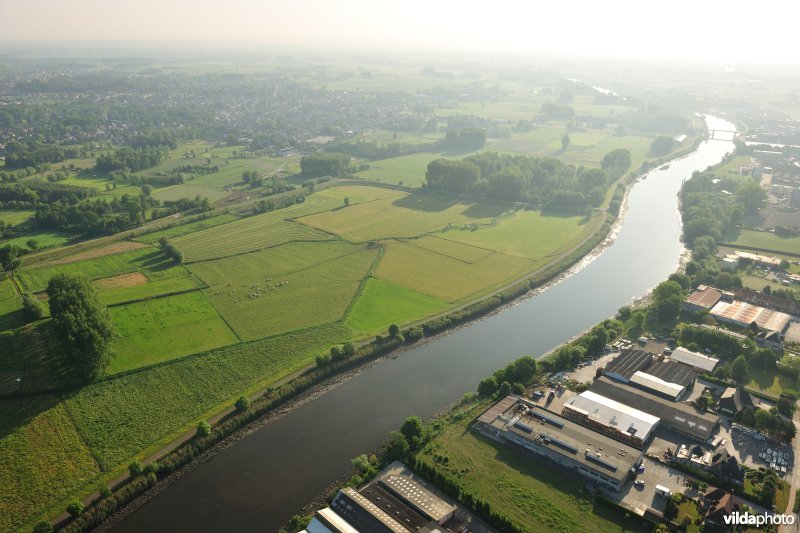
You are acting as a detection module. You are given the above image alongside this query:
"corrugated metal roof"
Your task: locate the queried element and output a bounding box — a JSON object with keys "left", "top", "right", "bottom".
{"left": 629, "top": 371, "right": 684, "bottom": 399}
{"left": 669, "top": 347, "right": 719, "bottom": 372}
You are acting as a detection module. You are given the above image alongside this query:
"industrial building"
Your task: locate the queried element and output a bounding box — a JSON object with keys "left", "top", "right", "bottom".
{"left": 718, "top": 387, "right": 755, "bottom": 416}
{"left": 601, "top": 350, "right": 697, "bottom": 400}
{"left": 682, "top": 285, "right": 729, "bottom": 313}
{"left": 303, "top": 464, "right": 457, "bottom": 533}
{"left": 590, "top": 377, "right": 719, "bottom": 442}
{"left": 683, "top": 285, "right": 796, "bottom": 335}
{"left": 668, "top": 347, "right": 719, "bottom": 374}
{"left": 475, "top": 396, "right": 643, "bottom": 491}
{"left": 562, "top": 390, "right": 660, "bottom": 448}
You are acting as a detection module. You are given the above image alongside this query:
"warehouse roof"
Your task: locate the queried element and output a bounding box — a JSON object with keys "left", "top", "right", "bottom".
{"left": 591, "top": 377, "right": 718, "bottom": 441}
{"left": 484, "top": 400, "right": 641, "bottom": 484}
{"left": 603, "top": 349, "right": 653, "bottom": 380}
{"left": 669, "top": 347, "right": 719, "bottom": 372}
{"left": 379, "top": 475, "right": 455, "bottom": 523}
{"left": 564, "top": 390, "right": 660, "bottom": 440}
{"left": 646, "top": 360, "right": 698, "bottom": 387}
{"left": 629, "top": 371, "right": 685, "bottom": 400}
{"left": 685, "top": 285, "right": 724, "bottom": 309}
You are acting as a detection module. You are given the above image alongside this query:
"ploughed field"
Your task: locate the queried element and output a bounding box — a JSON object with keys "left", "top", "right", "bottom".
{"left": 0, "top": 183, "right": 602, "bottom": 530}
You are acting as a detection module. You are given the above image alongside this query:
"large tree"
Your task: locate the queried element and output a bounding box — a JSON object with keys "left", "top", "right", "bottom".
{"left": 652, "top": 280, "right": 684, "bottom": 321}
{"left": 47, "top": 272, "right": 116, "bottom": 383}
{"left": 0, "top": 244, "right": 23, "bottom": 274}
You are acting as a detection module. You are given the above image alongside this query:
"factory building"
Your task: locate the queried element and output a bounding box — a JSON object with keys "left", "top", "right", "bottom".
{"left": 601, "top": 349, "right": 697, "bottom": 400}
{"left": 475, "top": 396, "right": 643, "bottom": 491}
{"left": 668, "top": 347, "right": 719, "bottom": 374}
{"left": 590, "top": 377, "right": 719, "bottom": 443}
{"left": 562, "top": 390, "right": 660, "bottom": 449}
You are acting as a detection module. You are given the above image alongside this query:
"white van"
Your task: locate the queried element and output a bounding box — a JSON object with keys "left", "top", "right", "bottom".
{"left": 655, "top": 485, "right": 672, "bottom": 498}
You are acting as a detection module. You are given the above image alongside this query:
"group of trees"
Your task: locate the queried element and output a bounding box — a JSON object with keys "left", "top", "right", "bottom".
{"left": 477, "top": 356, "right": 537, "bottom": 397}
{"left": 157, "top": 237, "right": 183, "bottom": 264}
{"left": 2, "top": 139, "right": 80, "bottom": 168}
{"left": 649, "top": 136, "right": 674, "bottom": 156}
{"left": 300, "top": 152, "right": 351, "bottom": 177}
{"left": 96, "top": 146, "right": 170, "bottom": 173}
{"left": 439, "top": 128, "right": 486, "bottom": 151}
{"left": 46, "top": 273, "right": 116, "bottom": 383}
{"left": 34, "top": 193, "right": 155, "bottom": 235}
{"left": 425, "top": 149, "right": 630, "bottom": 209}
{"left": 735, "top": 407, "right": 796, "bottom": 444}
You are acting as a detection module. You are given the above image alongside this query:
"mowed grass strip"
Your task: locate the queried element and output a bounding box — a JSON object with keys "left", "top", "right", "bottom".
{"left": 345, "top": 277, "right": 448, "bottom": 334}
{"left": 376, "top": 240, "right": 534, "bottom": 302}
{"left": 440, "top": 209, "right": 599, "bottom": 262}
{"left": 108, "top": 291, "right": 239, "bottom": 374}
{"left": 189, "top": 241, "right": 377, "bottom": 340}
{"left": 17, "top": 247, "right": 169, "bottom": 293}
{"left": 723, "top": 229, "right": 800, "bottom": 256}
{"left": 296, "top": 189, "right": 508, "bottom": 241}
{"left": 135, "top": 213, "right": 240, "bottom": 244}
{"left": 96, "top": 266, "right": 204, "bottom": 306}
{"left": 417, "top": 405, "right": 629, "bottom": 533}
{"left": 173, "top": 197, "right": 340, "bottom": 262}
{"left": 0, "top": 398, "right": 101, "bottom": 532}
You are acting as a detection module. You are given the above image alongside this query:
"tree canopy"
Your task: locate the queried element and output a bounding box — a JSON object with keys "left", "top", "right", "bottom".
{"left": 46, "top": 272, "right": 116, "bottom": 383}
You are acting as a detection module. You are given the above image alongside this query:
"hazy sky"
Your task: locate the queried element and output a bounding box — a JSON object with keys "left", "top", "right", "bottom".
{"left": 3, "top": 0, "right": 798, "bottom": 64}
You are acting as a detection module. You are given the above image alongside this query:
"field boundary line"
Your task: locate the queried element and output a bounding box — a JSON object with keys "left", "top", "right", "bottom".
{"left": 105, "top": 286, "right": 207, "bottom": 308}
{"left": 182, "top": 237, "right": 337, "bottom": 265}
{"left": 342, "top": 244, "right": 385, "bottom": 320}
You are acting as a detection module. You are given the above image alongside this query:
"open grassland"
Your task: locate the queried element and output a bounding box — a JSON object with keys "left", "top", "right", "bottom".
{"left": 417, "top": 404, "right": 630, "bottom": 533}
{"left": 1, "top": 230, "right": 71, "bottom": 252}
{"left": 408, "top": 235, "right": 496, "bottom": 263}
{"left": 296, "top": 190, "right": 508, "bottom": 241}
{"left": 357, "top": 152, "right": 449, "bottom": 186}
{"left": 134, "top": 213, "right": 240, "bottom": 243}
{"left": 345, "top": 277, "right": 447, "bottom": 334}
{"left": 0, "top": 321, "right": 83, "bottom": 396}
{"left": 0, "top": 209, "right": 35, "bottom": 227}
{"left": 0, "top": 398, "right": 101, "bottom": 532}
{"left": 0, "top": 278, "right": 22, "bottom": 331}
{"left": 16, "top": 247, "right": 168, "bottom": 293}
{"left": 96, "top": 266, "right": 204, "bottom": 306}
{"left": 173, "top": 196, "right": 341, "bottom": 262}
{"left": 376, "top": 240, "right": 533, "bottom": 302}
{"left": 723, "top": 229, "right": 800, "bottom": 256}
{"left": 189, "top": 241, "right": 377, "bottom": 340}
{"left": 49, "top": 241, "right": 148, "bottom": 265}
{"left": 441, "top": 209, "right": 601, "bottom": 262}
{"left": 108, "top": 291, "right": 239, "bottom": 374}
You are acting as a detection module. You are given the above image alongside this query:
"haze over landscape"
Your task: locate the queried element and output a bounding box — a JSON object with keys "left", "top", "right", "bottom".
{"left": 3, "top": 2, "right": 800, "bottom": 533}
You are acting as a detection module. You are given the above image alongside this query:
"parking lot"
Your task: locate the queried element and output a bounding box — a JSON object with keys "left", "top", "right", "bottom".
{"left": 607, "top": 457, "right": 686, "bottom": 514}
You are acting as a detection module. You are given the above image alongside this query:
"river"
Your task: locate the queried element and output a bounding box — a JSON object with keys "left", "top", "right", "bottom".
{"left": 114, "top": 115, "right": 736, "bottom": 532}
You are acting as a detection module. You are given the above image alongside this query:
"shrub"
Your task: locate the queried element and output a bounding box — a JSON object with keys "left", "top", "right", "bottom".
{"left": 128, "top": 461, "right": 142, "bottom": 477}
{"left": 66, "top": 500, "right": 84, "bottom": 517}
{"left": 235, "top": 395, "right": 251, "bottom": 412}
{"left": 196, "top": 420, "right": 212, "bottom": 438}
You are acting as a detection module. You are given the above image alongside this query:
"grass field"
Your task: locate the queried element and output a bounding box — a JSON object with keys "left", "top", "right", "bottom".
{"left": 345, "top": 277, "right": 448, "bottom": 334}
{"left": 0, "top": 398, "right": 102, "bottom": 533}
{"left": 17, "top": 247, "right": 167, "bottom": 293}
{"left": 441, "top": 209, "right": 600, "bottom": 262}
{"left": 0, "top": 209, "right": 35, "bottom": 227}
{"left": 376, "top": 240, "right": 534, "bottom": 302}
{"left": 0, "top": 321, "right": 82, "bottom": 396}
{"left": 173, "top": 196, "right": 341, "bottom": 262}
{"left": 108, "top": 291, "right": 239, "bottom": 374}
{"left": 189, "top": 241, "right": 377, "bottom": 340}
{"left": 296, "top": 190, "right": 508, "bottom": 241}
{"left": 134, "top": 213, "right": 240, "bottom": 243}
{"left": 96, "top": 266, "right": 204, "bottom": 306}
{"left": 357, "top": 152, "right": 452, "bottom": 186}
{"left": 0, "top": 278, "right": 22, "bottom": 331}
{"left": 0, "top": 230, "right": 72, "bottom": 251}
{"left": 723, "top": 229, "right": 800, "bottom": 256}
{"left": 416, "top": 403, "right": 631, "bottom": 533}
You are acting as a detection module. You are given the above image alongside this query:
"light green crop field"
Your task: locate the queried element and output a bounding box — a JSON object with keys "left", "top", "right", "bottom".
{"left": 723, "top": 229, "right": 800, "bottom": 256}
{"left": 417, "top": 403, "right": 630, "bottom": 533}
{"left": 173, "top": 196, "right": 341, "bottom": 262}
{"left": 108, "top": 291, "right": 239, "bottom": 374}
{"left": 357, "top": 152, "right": 449, "bottom": 186}
{"left": 0, "top": 209, "right": 35, "bottom": 227}
{"left": 188, "top": 241, "right": 377, "bottom": 340}
{"left": 134, "top": 213, "right": 240, "bottom": 243}
{"left": 96, "top": 266, "right": 204, "bottom": 306}
{"left": 296, "top": 190, "right": 508, "bottom": 241}
{"left": 441, "top": 209, "right": 600, "bottom": 262}
{"left": 0, "top": 278, "right": 21, "bottom": 331}
{"left": 376, "top": 240, "right": 534, "bottom": 302}
{"left": 0, "top": 399, "right": 102, "bottom": 533}
{"left": 17, "top": 247, "right": 168, "bottom": 293}
{"left": 345, "top": 277, "right": 447, "bottom": 334}
{"left": 1, "top": 230, "right": 71, "bottom": 252}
